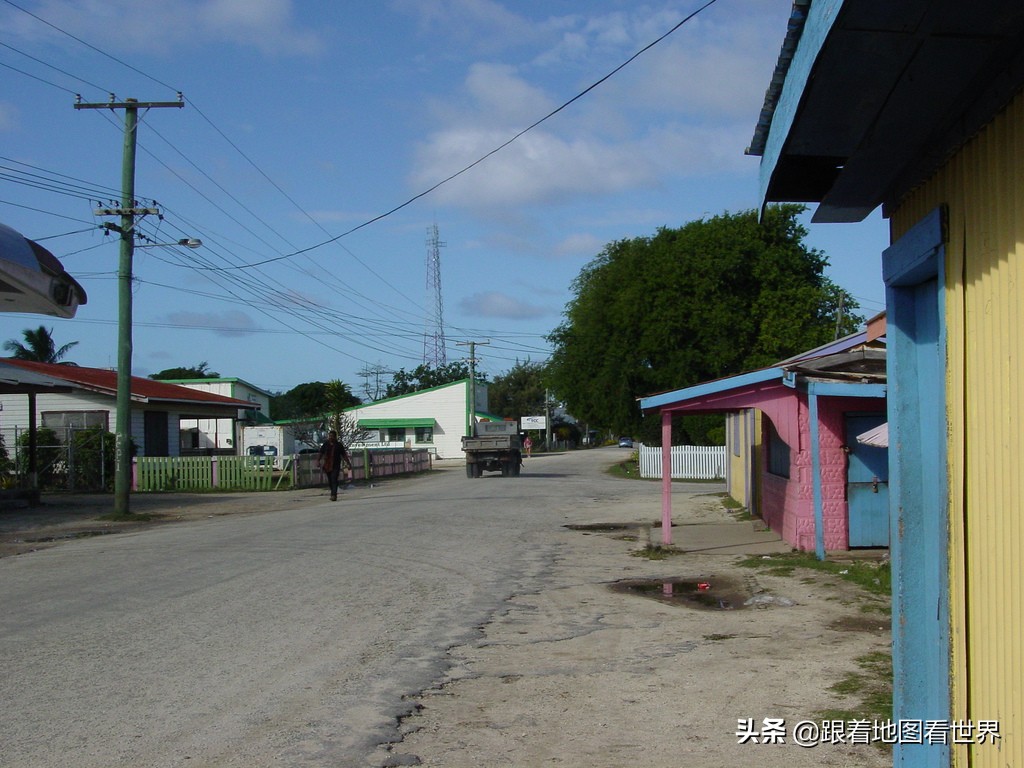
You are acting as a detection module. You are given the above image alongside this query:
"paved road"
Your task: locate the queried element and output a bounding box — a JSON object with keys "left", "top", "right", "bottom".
{"left": 0, "top": 447, "right": 642, "bottom": 767}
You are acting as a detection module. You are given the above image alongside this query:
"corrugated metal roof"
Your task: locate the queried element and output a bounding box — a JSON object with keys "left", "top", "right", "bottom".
{"left": 1, "top": 359, "right": 256, "bottom": 408}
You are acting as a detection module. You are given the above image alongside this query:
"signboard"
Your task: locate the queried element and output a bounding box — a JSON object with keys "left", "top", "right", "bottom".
{"left": 521, "top": 415, "right": 546, "bottom": 430}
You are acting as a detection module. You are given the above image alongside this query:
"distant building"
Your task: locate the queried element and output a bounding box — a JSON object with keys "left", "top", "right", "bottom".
{"left": 161, "top": 377, "right": 273, "bottom": 454}
{"left": 0, "top": 360, "right": 256, "bottom": 456}
{"left": 344, "top": 379, "right": 492, "bottom": 459}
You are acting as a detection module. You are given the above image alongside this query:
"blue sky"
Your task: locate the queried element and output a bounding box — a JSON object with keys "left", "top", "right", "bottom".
{"left": 0, "top": 0, "right": 890, "bottom": 398}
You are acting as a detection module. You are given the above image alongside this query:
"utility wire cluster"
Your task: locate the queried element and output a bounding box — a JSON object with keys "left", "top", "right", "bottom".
{"left": 0, "top": 0, "right": 709, "bottom": 378}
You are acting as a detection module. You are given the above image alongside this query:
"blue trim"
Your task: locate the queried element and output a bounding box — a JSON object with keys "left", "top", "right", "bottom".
{"left": 759, "top": 0, "right": 845, "bottom": 207}
{"left": 640, "top": 367, "right": 783, "bottom": 411}
{"left": 805, "top": 381, "right": 887, "bottom": 398}
{"left": 884, "top": 207, "right": 951, "bottom": 766}
{"left": 809, "top": 392, "right": 826, "bottom": 559}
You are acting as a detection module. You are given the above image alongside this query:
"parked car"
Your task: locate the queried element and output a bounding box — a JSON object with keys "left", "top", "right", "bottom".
{"left": 618, "top": 436, "right": 634, "bottom": 448}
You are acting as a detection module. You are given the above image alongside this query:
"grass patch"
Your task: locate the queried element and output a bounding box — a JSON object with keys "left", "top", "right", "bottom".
{"left": 738, "top": 551, "right": 890, "bottom": 601}
{"left": 819, "top": 650, "right": 893, "bottom": 748}
{"left": 630, "top": 544, "right": 681, "bottom": 560}
{"left": 606, "top": 460, "right": 640, "bottom": 479}
{"left": 98, "top": 512, "right": 155, "bottom": 522}
{"left": 718, "top": 493, "right": 744, "bottom": 510}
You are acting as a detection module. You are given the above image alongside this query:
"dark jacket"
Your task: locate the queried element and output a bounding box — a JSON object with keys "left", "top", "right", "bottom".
{"left": 318, "top": 439, "right": 350, "bottom": 473}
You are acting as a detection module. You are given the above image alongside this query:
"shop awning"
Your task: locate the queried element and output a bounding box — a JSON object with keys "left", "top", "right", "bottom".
{"left": 856, "top": 422, "right": 889, "bottom": 448}
{"left": 358, "top": 418, "right": 435, "bottom": 429}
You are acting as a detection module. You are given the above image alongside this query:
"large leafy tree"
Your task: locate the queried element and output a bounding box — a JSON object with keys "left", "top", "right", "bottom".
{"left": 385, "top": 361, "right": 483, "bottom": 398}
{"left": 150, "top": 361, "right": 219, "bottom": 380}
{"left": 488, "top": 360, "right": 547, "bottom": 420}
{"left": 3, "top": 325, "right": 78, "bottom": 364}
{"left": 546, "top": 205, "right": 860, "bottom": 443}
{"left": 270, "top": 381, "right": 360, "bottom": 421}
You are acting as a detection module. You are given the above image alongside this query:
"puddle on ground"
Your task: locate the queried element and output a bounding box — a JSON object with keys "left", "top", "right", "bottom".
{"left": 609, "top": 576, "right": 748, "bottom": 610}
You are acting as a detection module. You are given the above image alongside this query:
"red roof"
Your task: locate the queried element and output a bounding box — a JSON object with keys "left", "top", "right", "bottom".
{"left": 2, "top": 359, "right": 258, "bottom": 409}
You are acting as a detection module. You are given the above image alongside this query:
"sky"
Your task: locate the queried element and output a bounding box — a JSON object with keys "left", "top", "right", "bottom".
{"left": 0, "top": 0, "right": 891, "bottom": 399}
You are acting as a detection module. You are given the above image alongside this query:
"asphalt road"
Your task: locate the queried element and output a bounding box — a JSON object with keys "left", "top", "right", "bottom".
{"left": 0, "top": 448, "right": 637, "bottom": 767}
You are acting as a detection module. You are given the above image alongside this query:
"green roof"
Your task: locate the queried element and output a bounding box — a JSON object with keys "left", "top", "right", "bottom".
{"left": 358, "top": 417, "right": 435, "bottom": 429}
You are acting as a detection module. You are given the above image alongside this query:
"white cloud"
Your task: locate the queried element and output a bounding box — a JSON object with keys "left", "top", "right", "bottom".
{"left": 395, "top": 0, "right": 547, "bottom": 54}
{"left": 552, "top": 232, "right": 605, "bottom": 258}
{"left": 412, "top": 125, "right": 658, "bottom": 208}
{"left": 5, "top": 0, "right": 323, "bottom": 57}
{"left": 164, "top": 309, "right": 258, "bottom": 337}
{"left": 408, "top": 4, "right": 782, "bottom": 210}
{"left": 459, "top": 291, "right": 549, "bottom": 320}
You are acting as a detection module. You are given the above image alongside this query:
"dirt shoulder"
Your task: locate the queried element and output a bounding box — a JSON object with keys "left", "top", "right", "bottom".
{"left": 0, "top": 486, "right": 330, "bottom": 559}
{"left": 374, "top": 490, "right": 892, "bottom": 768}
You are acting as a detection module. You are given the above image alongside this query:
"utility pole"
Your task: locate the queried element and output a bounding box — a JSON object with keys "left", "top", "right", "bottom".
{"left": 545, "top": 388, "right": 553, "bottom": 451}
{"left": 456, "top": 340, "right": 489, "bottom": 436}
{"left": 75, "top": 94, "right": 184, "bottom": 517}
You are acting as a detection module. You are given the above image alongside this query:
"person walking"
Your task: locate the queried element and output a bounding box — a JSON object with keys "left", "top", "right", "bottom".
{"left": 318, "top": 430, "right": 352, "bottom": 501}
{"left": 523, "top": 435, "right": 533, "bottom": 459}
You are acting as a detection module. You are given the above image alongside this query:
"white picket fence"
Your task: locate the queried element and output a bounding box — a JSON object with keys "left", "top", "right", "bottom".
{"left": 637, "top": 444, "right": 727, "bottom": 480}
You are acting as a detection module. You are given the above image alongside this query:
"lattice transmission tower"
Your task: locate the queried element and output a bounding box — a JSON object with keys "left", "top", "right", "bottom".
{"left": 423, "top": 223, "right": 447, "bottom": 367}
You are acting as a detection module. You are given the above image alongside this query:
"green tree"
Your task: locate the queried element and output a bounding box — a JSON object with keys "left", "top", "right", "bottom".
{"left": 546, "top": 205, "right": 861, "bottom": 444}
{"left": 270, "top": 381, "right": 360, "bottom": 421}
{"left": 3, "top": 326, "right": 78, "bottom": 364}
{"left": 488, "top": 360, "right": 547, "bottom": 420}
{"left": 324, "top": 380, "right": 356, "bottom": 432}
{"left": 150, "top": 362, "right": 219, "bottom": 380}
{"left": 16, "top": 427, "right": 62, "bottom": 487}
{"left": 386, "top": 362, "right": 483, "bottom": 398}
{"left": 69, "top": 427, "right": 116, "bottom": 491}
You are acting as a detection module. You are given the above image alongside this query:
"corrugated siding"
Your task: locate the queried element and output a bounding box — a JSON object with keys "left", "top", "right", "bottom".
{"left": 892, "top": 87, "right": 1024, "bottom": 768}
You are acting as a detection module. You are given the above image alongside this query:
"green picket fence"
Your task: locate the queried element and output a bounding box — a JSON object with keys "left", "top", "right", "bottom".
{"left": 135, "top": 455, "right": 275, "bottom": 492}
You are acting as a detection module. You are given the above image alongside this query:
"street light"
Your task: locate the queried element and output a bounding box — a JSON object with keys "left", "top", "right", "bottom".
{"left": 108, "top": 224, "right": 200, "bottom": 518}
{"left": 76, "top": 95, "right": 184, "bottom": 518}
{"left": 137, "top": 238, "right": 203, "bottom": 249}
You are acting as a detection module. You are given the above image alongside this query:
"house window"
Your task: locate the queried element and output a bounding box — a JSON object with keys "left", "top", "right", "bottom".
{"left": 42, "top": 410, "right": 109, "bottom": 441}
{"left": 387, "top": 427, "right": 406, "bottom": 443}
{"left": 415, "top": 426, "right": 433, "bottom": 444}
{"left": 765, "top": 420, "right": 790, "bottom": 478}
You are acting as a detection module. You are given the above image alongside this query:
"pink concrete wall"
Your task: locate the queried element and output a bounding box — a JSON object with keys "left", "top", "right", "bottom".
{"left": 760, "top": 395, "right": 885, "bottom": 551}
{"left": 662, "top": 381, "right": 885, "bottom": 552}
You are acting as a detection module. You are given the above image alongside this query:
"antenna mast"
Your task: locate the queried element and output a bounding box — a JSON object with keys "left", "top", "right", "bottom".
{"left": 423, "top": 223, "right": 447, "bottom": 366}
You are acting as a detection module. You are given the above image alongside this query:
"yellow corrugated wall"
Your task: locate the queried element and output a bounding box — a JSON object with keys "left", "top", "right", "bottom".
{"left": 892, "top": 87, "right": 1024, "bottom": 767}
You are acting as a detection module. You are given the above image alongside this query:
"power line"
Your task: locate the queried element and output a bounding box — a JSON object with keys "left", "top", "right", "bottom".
{"left": 0, "top": 0, "right": 180, "bottom": 95}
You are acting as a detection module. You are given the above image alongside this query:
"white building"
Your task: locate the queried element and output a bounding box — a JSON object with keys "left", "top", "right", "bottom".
{"left": 163, "top": 377, "right": 273, "bottom": 454}
{"left": 0, "top": 360, "right": 257, "bottom": 457}
{"left": 345, "top": 379, "right": 492, "bottom": 459}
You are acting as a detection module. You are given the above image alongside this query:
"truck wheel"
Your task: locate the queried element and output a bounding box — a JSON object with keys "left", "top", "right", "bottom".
{"left": 466, "top": 463, "right": 474, "bottom": 478}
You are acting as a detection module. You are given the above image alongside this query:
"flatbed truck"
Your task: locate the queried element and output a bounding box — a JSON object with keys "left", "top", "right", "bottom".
{"left": 462, "top": 421, "right": 522, "bottom": 478}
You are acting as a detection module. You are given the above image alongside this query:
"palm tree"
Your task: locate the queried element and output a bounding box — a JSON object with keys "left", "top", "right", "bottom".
{"left": 3, "top": 325, "right": 79, "bottom": 365}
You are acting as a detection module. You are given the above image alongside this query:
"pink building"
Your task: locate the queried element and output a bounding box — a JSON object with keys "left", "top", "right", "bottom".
{"left": 640, "top": 329, "right": 886, "bottom": 556}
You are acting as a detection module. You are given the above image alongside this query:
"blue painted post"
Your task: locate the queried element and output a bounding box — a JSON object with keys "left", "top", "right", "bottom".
{"left": 808, "top": 393, "right": 825, "bottom": 560}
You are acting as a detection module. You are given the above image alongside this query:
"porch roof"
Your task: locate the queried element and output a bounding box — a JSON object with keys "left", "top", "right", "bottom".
{"left": 750, "top": 0, "right": 1024, "bottom": 222}
{"left": 640, "top": 332, "right": 885, "bottom": 413}
{"left": 1, "top": 359, "right": 257, "bottom": 410}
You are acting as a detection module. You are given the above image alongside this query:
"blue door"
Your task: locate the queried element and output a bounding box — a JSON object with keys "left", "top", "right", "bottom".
{"left": 845, "top": 413, "right": 889, "bottom": 547}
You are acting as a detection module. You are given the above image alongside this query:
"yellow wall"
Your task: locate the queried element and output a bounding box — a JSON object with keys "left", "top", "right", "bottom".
{"left": 892, "top": 88, "right": 1024, "bottom": 767}
{"left": 726, "top": 410, "right": 761, "bottom": 514}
